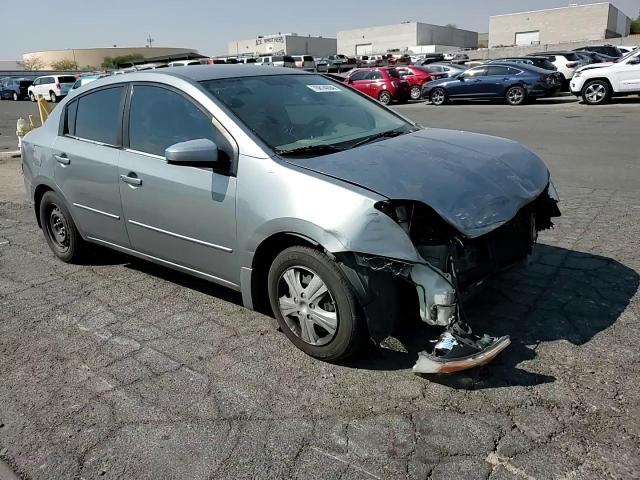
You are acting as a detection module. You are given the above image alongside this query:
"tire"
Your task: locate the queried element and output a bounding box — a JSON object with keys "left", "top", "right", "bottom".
{"left": 29, "top": 92, "right": 36, "bottom": 102}
{"left": 378, "top": 90, "right": 392, "bottom": 105}
{"left": 410, "top": 85, "right": 422, "bottom": 100}
{"left": 39, "top": 191, "right": 86, "bottom": 263}
{"left": 267, "top": 246, "right": 364, "bottom": 362}
{"left": 581, "top": 80, "right": 611, "bottom": 105}
{"left": 430, "top": 87, "right": 448, "bottom": 106}
{"left": 49, "top": 91, "right": 57, "bottom": 103}
{"left": 505, "top": 85, "right": 526, "bottom": 105}
{"left": 12, "top": 92, "right": 19, "bottom": 101}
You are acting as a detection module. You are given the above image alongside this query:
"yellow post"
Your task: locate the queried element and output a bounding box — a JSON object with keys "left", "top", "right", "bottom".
{"left": 36, "top": 95, "right": 52, "bottom": 126}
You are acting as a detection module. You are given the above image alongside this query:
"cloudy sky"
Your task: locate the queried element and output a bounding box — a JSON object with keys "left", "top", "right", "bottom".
{"left": 1, "top": 0, "right": 638, "bottom": 59}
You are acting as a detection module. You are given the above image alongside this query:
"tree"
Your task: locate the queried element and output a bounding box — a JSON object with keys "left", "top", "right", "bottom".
{"left": 631, "top": 16, "right": 640, "bottom": 35}
{"left": 101, "top": 53, "right": 145, "bottom": 69}
{"left": 50, "top": 59, "right": 79, "bottom": 71}
{"left": 21, "top": 56, "right": 44, "bottom": 70}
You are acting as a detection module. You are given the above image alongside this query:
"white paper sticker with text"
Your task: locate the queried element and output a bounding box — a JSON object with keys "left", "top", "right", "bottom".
{"left": 307, "top": 85, "right": 342, "bottom": 93}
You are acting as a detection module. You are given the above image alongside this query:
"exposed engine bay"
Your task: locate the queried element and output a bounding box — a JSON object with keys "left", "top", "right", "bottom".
{"left": 338, "top": 185, "right": 561, "bottom": 374}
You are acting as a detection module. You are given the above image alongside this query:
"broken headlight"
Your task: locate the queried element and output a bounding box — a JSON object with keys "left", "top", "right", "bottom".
{"left": 374, "top": 200, "right": 412, "bottom": 234}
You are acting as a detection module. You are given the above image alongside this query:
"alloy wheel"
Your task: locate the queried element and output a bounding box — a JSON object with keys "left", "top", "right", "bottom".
{"left": 277, "top": 266, "right": 338, "bottom": 346}
{"left": 431, "top": 88, "right": 446, "bottom": 105}
{"left": 46, "top": 206, "right": 70, "bottom": 253}
{"left": 378, "top": 91, "right": 392, "bottom": 105}
{"left": 410, "top": 85, "right": 421, "bottom": 100}
{"left": 49, "top": 92, "right": 56, "bottom": 103}
{"left": 585, "top": 83, "right": 606, "bottom": 104}
{"left": 507, "top": 87, "right": 525, "bottom": 105}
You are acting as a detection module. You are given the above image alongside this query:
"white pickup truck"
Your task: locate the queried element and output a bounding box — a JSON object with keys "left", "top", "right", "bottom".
{"left": 570, "top": 49, "right": 640, "bottom": 105}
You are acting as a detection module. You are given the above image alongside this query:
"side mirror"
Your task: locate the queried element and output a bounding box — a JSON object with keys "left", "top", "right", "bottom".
{"left": 166, "top": 138, "right": 220, "bottom": 168}
{"left": 457, "top": 74, "right": 466, "bottom": 81}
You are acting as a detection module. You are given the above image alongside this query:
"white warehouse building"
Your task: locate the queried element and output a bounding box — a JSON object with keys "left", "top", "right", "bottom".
{"left": 228, "top": 33, "right": 337, "bottom": 57}
{"left": 337, "top": 22, "right": 478, "bottom": 56}
{"left": 489, "top": 3, "right": 631, "bottom": 48}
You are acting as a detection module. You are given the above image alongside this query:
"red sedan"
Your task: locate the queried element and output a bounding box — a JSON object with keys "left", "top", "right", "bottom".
{"left": 395, "top": 65, "right": 448, "bottom": 100}
{"left": 343, "top": 67, "right": 410, "bottom": 105}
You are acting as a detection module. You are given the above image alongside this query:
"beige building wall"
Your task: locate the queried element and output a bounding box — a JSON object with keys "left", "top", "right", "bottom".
{"left": 228, "top": 35, "right": 336, "bottom": 56}
{"left": 489, "top": 3, "right": 630, "bottom": 48}
{"left": 23, "top": 47, "right": 197, "bottom": 69}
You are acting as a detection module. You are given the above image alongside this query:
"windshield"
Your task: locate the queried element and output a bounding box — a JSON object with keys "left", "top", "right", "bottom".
{"left": 200, "top": 74, "right": 413, "bottom": 154}
{"left": 615, "top": 48, "right": 639, "bottom": 63}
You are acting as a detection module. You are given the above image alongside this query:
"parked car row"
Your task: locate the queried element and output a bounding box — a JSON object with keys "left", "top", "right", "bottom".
{"left": 0, "top": 77, "right": 33, "bottom": 101}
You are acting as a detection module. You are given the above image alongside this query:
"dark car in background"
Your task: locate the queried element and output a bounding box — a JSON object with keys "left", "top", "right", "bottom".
{"left": 0, "top": 77, "right": 34, "bottom": 101}
{"left": 344, "top": 67, "right": 410, "bottom": 104}
{"left": 574, "top": 45, "right": 624, "bottom": 58}
{"left": 487, "top": 57, "right": 557, "bottom": 71}
{"left": 422, "top": 63, "right": 562, "bottom": 106}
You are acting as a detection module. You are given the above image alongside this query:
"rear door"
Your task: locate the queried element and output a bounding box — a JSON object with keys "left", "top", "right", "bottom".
{"left": 612, "top": 54, "right": 640, "bottom": 92}
{"left": 53, "top": 85, "right": 130, "bottom": 246}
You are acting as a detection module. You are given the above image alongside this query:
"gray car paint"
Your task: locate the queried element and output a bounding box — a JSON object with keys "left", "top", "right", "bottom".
{"left": 21, "top": 65, "right": 552, "bottom": 315}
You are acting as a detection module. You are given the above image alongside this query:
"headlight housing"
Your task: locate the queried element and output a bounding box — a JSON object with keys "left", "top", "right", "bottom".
{"left": 573, "top": 71, "right": 582, "bottom": 78}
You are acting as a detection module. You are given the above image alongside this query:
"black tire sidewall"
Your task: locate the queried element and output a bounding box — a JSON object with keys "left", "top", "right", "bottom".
{"left": 267, "top": 246, "right": 361, "bottom": 361}
{"left": 39, "top": 191, "right": 82, "bottom": 262}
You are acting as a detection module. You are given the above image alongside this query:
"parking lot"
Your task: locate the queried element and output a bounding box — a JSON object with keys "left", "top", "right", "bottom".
{"left": 0, "top": 96, "right": 639, "bottom": 480}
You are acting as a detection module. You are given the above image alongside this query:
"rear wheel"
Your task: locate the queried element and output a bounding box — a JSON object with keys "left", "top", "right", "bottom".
{"left": 39, "top": 191, "right": 86, "bottom": 263}
{"left": 410, "top": 85, "right": 422, "bottom": 100}
{"left": 430, "top": 87, "right": 448, "bottom": 106}
{"left": 29, "top": 92, "right": 36, "bottom": 102}
{"left": 505, "top": 85, "right": 526, "bottom": 105}
{"left": 378, "top": 90, "right": 392, "bottom": 105}
{"left": 582, "top": 80, "right": 610, "bottom": 105}
{"left": 268, "top": 246, "right": 364, "bottom": 361}
{"left": 49, "top": 91, "right": 57, "bottom": 103}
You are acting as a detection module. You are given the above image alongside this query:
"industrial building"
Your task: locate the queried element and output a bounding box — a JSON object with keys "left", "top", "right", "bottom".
{"left": 489, "top": 2, "right": 631, "bottom": 48}
{"left": 228, "top": 34, "right": 337, "bottom": 57}
{"left": 337, "top": 22, "right": 478, "bottom": 56}
{"left": 22, "top": 47, "right": 198, "bottom": 70}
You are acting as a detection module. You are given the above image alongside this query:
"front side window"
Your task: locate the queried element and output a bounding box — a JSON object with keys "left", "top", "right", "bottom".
{"left": 463, "top": 67, "right": 487, "bottom": 78}
{"left": 200, "top": 74, "right": 412, "bottom": 153}
{"left": 128, "top": 85, "right": 231, "bottom": 160}
{"left": 73, "top": 86, "right": 124, "bottom": 145}
{"left": 370, "top": 71, "right": 383, "bottom": 80}
{"left": 349, "top": 70, "right": 370, "bottom": 81}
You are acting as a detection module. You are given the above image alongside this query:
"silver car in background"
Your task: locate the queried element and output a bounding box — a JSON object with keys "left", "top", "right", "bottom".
{"left": 21, "top": 65, "right": 560, "bottom": 373}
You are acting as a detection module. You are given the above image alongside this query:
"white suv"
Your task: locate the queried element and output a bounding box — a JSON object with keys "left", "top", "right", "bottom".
{"left": 28, "top": 75, "right": 76, "bottom": 102}
{"left": 570, "top": 49, "right": 640, "bottom": 105}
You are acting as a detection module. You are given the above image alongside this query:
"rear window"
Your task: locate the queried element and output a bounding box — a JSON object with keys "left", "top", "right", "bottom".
{"left": 58, "top": 76, "right": 77, "bottom": 84}
{"left": 283, "top": 56, "right": 295, "bottom": 63}
{"left": 303, "top": 56, "right": 314, "bottom": 62}
{"left": 19, "top": 80, "right": 33, "bottom": 88}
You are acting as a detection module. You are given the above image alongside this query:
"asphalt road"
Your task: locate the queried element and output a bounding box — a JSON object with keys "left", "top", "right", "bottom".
{"left": 0, "top": 97, "right": 639, "bottom": 479}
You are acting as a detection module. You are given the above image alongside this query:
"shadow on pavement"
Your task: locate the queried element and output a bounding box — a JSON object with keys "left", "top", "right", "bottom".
{"left": 347, "top": 244, "right": 639, "bottom": 389}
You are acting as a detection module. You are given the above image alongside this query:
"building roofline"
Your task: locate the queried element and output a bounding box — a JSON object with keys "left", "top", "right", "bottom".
{"left": 338, "top": 22, "right": 477, "bottom": 35}
{"left": 490, "top": 2, "right": 614, "bottom": 19}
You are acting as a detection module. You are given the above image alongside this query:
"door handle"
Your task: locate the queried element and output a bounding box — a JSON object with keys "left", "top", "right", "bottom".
{"left": 120, "top": 174, "right": 142, "bottom": 186}
{"left": 54, "top": 154, "right": 70, "bottom": 165}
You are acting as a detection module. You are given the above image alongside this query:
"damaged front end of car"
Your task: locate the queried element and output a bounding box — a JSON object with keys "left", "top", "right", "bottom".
{"left": 335, "top": 185, "right": 561, "bottom": 374}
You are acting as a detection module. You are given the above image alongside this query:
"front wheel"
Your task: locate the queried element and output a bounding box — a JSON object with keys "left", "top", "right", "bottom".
{"left": 430, "top": 87, "right": 448, "bottom": 106}
{"left": 268, "top": 246, "right": 364, "bottom": 361}
{"left": 410, "top": 85, "right": 422, "bottom": 100}
{"left": 582, "top": 80, "right": 610, "bottom": 105}
{"left": 39, "top": 191, "right": 86, "bottom": 263}
{"left": 505, "top": 85, "right": 526, "bottom": 105}
{"left": 378, "top": 90, "right": 392, "bottom": 105}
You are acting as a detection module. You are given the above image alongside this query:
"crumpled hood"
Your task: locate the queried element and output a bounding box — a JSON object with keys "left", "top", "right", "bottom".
{"left": 287, "top": 128, "right": 550, "bottom": 238}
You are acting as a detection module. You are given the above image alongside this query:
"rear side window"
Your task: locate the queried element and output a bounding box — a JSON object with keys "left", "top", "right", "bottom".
{"left": 128, "top": 85, "right": 231, "bottom": 160}
{"left": 487, "top": 66, "right": 511, "bottom": 76}
{"left": 387, "top": 68, "right": 400, "bottom": 78}
{"left": 72, "top": 86, "right": 124, "bottom": 145}
{"left": 349, "top": 70, "right": 370, "bottom": 81}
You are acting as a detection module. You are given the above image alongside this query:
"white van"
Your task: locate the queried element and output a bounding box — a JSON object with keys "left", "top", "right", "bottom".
{"left": 255, "top": 55, "right": 296, "bottom": 68}
{"left": 291, "top": 55, "right": 316, "bottom": 71}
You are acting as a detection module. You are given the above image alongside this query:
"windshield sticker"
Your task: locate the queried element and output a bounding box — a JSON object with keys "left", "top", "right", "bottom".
{"left": 307, "top": 84, "right": 342, "bottom": 93}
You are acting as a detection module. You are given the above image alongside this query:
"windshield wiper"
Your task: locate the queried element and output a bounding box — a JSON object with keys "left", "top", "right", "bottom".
{"left": 348, "top": 128, "right": 413, "bottom": 149}
{"left": 275, "top": 144, "right": 345, "bottom": 157}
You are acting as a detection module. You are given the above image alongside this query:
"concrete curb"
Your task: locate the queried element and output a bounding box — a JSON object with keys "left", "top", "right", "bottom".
{"left": 0, "top": 151, "right": 20, "bottom": 161}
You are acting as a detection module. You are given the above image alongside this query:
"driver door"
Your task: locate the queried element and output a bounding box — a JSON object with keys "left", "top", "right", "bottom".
{"left": 118, "top": 83, "right": 239, "bottom": 287}
{"left": 612, "top": 55, "right": 640, "bottom": 92}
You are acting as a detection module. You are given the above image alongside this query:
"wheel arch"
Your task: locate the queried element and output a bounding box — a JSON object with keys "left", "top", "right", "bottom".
{"left": 582, "top": 76, "right": 613, "bottom": 92}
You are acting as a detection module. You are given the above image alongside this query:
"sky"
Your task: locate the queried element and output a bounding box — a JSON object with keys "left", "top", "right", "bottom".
{"left": 1, "top": 0, "right": 639, "bottom": 59}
